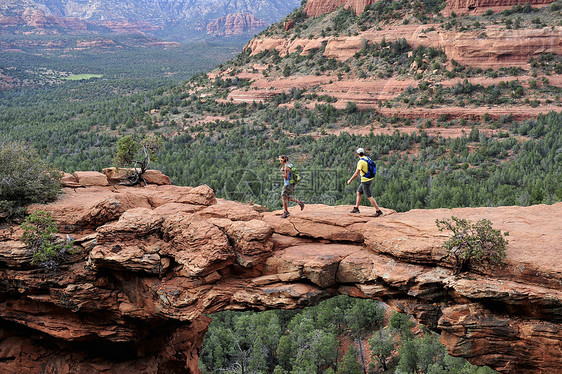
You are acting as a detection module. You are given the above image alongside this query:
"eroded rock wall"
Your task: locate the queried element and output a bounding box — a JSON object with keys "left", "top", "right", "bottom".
{"left": 302, "top": 0, "right": 557, "bottom": 17}
{"left": 245, "top": 26, "right": 562, "bottom": 68}
{"left": 0, "top": 181, "right": 560, "bottom": 373}
{"left": 446, "top": 0, "right": 556, "bottom": 13}
{"left": 304, "top": 0, "right": 376, "bottom": 17}
{"left": 206, "top": 12, "right": 267, "bottom": 36}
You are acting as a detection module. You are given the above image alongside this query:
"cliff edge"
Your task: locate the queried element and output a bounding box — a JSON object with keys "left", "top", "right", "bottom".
{"left": 0, "top": 174, "right": 560, "bottom": 373}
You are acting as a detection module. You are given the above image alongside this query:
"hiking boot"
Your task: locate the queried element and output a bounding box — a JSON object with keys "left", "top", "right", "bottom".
{"left": 298, "top": 200, "right": 305, "bottom": 211}
{"left": 281, "top": 211, "right": 290, "bottom": 219}
{"left": 374, "top": 210, "right": 383, "bottom": 217}
{"left": 350, "top": 207, "right": 360, "bottom": 213}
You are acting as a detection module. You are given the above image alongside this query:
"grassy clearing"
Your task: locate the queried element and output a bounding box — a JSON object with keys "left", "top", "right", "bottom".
{"left": 65, "top": 74, "right": 103, "bottom": 81}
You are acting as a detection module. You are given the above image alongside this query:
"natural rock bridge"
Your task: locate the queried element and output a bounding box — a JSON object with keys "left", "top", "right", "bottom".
{"left": 0, "top": 174, "right": 560, "bottom": 373}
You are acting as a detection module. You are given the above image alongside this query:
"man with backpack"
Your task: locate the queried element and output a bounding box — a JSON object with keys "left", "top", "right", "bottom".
{"left": 279, "top": 155, "right": 305, "bottom": 218}
{"left": 347, "top": 148, "right": 383, "bottom": 217}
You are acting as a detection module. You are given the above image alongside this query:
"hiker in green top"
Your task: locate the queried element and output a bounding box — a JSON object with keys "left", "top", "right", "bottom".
{"left": 347, "top": 148, "right": 383, "bottom": 217}
{"left": 279, "top": 155, "right": 305, "bottom": 219}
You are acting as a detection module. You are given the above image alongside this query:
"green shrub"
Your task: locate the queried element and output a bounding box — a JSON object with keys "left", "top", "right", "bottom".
{"left": 113, "top": 135, "right": 162, "bottom": 186}
{"left": 0, "top": 141, "right": 62, "bottom": 220}
{"left": 21, "top": 210, "right": 73, "bottom": 269}
{"left": 436, "top": 216, "right": 508, "bottom": 274}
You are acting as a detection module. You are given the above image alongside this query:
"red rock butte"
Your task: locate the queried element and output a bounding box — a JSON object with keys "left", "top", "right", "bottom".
{"left": 0, "top": 172, "right": 560, "bottom": 373}
{"left": 304, "top": 0, "right": 557, "bottom": 16}
{"left": 237, "top": 0, "right": 562, "bottom": 121}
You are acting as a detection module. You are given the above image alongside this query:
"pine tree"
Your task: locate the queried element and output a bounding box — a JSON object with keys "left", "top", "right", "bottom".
{"left": 337, "top": 346, "right": 363, "bottom": 374}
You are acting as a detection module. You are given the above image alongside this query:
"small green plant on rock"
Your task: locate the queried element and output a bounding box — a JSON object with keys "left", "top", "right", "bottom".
{"left": 113, "top": 135, "right": 163, "bottom": 186}
{"left": 436, "top": 216, "right": 508, "bottom": 274}
{"left": 21, "top": 210, "right": 73, "bottom": 270}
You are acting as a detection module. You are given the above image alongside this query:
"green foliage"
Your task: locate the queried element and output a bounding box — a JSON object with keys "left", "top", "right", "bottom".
{"left": 0, "top": 140, "right": 62, "bottom": 220}
{"left": 201, "top": 301, "right": 497, "bottom": 374}
{"left": 337, "top": 346, "right": 362, "bottom": 374}
{"left": 113, "top": 135, "right": 163, "bottom": 185}
{"left": 436, "top": 216, "right": 509, "bottom": 274}
{"left": 345, "top": 298, "right": 385, "bottom": 337}
{"left": 390, "top": 312, "right": 415, "bottom": 340}
{"left": 0, "top": 35, "right": 243, "bottom": 89}
{"left": 200, "top": 296, "right": 382, "bottom": 373}
{"left": 369, "top": 329, "right": 395, "bottom": 371}
{"left": 20, "top": 210, "right": 73, "bottom": 269}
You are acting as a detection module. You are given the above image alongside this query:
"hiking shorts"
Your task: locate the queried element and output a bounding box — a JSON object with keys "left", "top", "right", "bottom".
{"left": 357, "top": 180, "right": 373, "bottom": 198}
{"left": 281, "top": 183, "right": 295, "bottom": 198}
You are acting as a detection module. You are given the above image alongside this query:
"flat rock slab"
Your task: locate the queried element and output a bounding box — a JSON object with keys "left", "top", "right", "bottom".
{"left": 264, "top": 204, "right": 393, "bottom": 242}
{"left": 375, "top": 203, "right": 562, "bottom": 283}
{"left": 264, "top": 202, "right": 561, "bottom": 287}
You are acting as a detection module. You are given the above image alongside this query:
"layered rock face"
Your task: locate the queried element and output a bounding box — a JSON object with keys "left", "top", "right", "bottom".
{"left": 246, "top": 24, "right": 562, "bottom": 69}
{"left": 0, "top": 8, "right": 88, "bottom": 33}
{"left": 0, "top": 178, "right": 561, "bottom": 373}
{"left": 446, "top": 0, "right": 556, "bottom": 13}
{"left": 304, "top": 0, "right": 376, "bottom": 16}
{"left": 240, "top": 21, "right": 561, "bottom": 120}
{"left": 206, "top": 12, "right": 267, "bottom": 36}
{"left": 0, "top": 0, "right": 301, "bottom": 38}
{"left": 303, "top": 0, "right": 556, "bottom": 17}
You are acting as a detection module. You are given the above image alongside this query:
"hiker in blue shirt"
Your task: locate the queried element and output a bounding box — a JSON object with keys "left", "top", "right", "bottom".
{"left": 279, "top": 155, "right": 304, "bottom": 218}
{"left": 347, "top": 148, "right": 383, "bottom": 217}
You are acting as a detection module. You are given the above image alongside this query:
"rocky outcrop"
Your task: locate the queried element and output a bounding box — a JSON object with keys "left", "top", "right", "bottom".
{"left": 0, "top": 180, "right": 560, "bottom": 373}
{"left": 303, "top": 0, "right": 556, "bottom": 17}
{"left": 0, "top": 0, "right": 300, "bottom": 39}
{"left": 304, "top": 0, "right": 376, "bottom": 17}
{"left": 446, "top": 0, "right": 556, "bottom": 13}
{"left": 246, "top": 25, "right": 562, "bottom": 68}
{"left": 239, "top": 22, "right": 562, "bottom": 120}
{"left": 0, "top": 9, "right": 88, "bottom": 33}
{"left": 206, "top": 12, "right": 267, "bottom": 36}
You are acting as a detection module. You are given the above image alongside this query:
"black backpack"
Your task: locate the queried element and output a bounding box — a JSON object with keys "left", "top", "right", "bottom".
{"left": 361, "top": 157, "right": 376, "bottom": 179}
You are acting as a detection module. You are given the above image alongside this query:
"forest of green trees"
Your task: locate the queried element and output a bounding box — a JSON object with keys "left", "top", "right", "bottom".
{"left": 0, "top": 35, "right": 243, "bottom": 89}
{"left": 1, "top": 73, "right": 560, "bottom": 213}
{"left": 200, "top": 296, "right": 496, "bottom": 374}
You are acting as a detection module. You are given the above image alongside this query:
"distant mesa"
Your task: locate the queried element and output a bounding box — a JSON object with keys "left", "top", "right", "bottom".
{"left": 206, "top": 12, "right": 267, "bottom": 36}
{"left": 305, "top": 0, "right": 377, "bottom": 17}
{"left": 0, "top": 0, "right": 302, "bottom": 40}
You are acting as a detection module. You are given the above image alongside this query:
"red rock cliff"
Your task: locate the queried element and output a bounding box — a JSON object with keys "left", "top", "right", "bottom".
{"left": 206, "top": 12, "right": 267, "bottom": 36}
{"left": 0, "top": 174, "right": 560, "bottom": 373}
{"left": 446, "top": 0, "right": 556, "bottom": 13}
{"left": 304, "top": 0, "right": 376, "bottom": 17}
{"left": 303, "top": 0, "right": 557, "bottom": 17}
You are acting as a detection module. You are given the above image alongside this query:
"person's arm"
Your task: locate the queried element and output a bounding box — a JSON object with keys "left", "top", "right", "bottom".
{"left": 282, "top": 165, "right": 291, "bottom": 180}
{"left": 347, "top": 169, "right": 360, "bottom": 185}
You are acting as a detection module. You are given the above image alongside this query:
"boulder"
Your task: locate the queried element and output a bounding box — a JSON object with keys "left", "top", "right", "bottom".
{"left": 73, "top": 171, "right": 109, "bottom": 186}
{"left": 102, "top": 168, "right": 171, "bottom": 185}
{"left": 160, "top": 215, "right": 234, "bottom": 276}
{"left": 61, "top": 173, "right": 81, "bottom": 188}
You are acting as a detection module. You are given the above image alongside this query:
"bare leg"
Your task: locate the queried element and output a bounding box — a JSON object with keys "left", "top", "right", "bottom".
{"left": 282, "top": 196, "right": 289, "bottom": 213}
{"left": 367, "top": 196, "right": 381, "bottom": 211}
{"left": 288, "top": 197, "right": 300, "bottom": 203}
{"left": 355, "top": 191, "right": 362, "bottom": 208}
